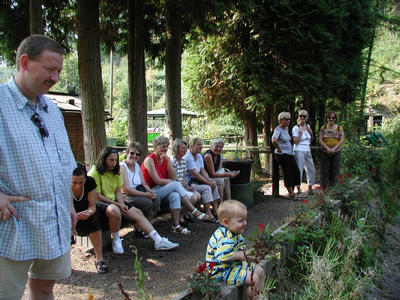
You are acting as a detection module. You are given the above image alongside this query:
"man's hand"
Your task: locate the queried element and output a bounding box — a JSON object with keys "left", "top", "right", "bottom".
{"left": 0, "top": 191, "right": 29, "bottom": 221}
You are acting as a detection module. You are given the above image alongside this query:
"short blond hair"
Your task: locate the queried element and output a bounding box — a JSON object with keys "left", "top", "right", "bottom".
{"left": 153, "top": 135, "right": 170, "bottom": 147}
{"left": 189, "top": 137, "right": 202, "bottom": 149}
{"left": 278, "top": 112, "right": 291, "bottom": 122}
{"left": 217, "top": 200, "right": 247, "bottom": 222}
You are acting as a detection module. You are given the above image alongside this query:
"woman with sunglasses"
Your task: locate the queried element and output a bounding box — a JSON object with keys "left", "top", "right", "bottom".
{"left": 89, "top": 147, "right": 179, "bottom": 252}
{"left": 319, "top": 111, "right": 345, "bottom": 189}
{"left": 271, "top": 112, "right": 300, "bottom": 199}
{"left": 120, "top": 142, "right": 158, "bottom": 222}
{"left": 292, "top": 109, "right": 316, "bottom": 195}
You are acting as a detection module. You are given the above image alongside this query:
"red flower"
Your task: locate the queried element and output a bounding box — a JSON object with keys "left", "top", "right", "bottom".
{"left": 209, "top": 262, "right": 216, "bottom": 270}
{"left": 258, "top": 223, "right": 265, "bottom": 232}
{"left": 197, "top": 263, "right": 206, "bottom": 274}
{"left": 338, "top": 174, "right": 343, "bottom": 179}
{"left": 326, "top": 187, "right": 330, "bottom": 191}
{"left": 340, "top": 180, "right": 344, "bottom": 185}
{"left": 370, "top": 167, "right": 375, "bottom": 172}
{"left": 302, "top": 199, "right": 308, "bottom": 204}
{"left": 346, "top": 174, "right": 351, "bottom": 178}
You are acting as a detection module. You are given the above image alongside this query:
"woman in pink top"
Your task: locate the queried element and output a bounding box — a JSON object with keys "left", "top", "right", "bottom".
{"left": 141, "top": 136, "right": 210, "bottom": 234}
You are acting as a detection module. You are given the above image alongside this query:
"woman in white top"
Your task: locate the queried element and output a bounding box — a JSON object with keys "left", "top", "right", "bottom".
{"left": 183, "top": 137, "right": 220, "bottom": 221}
{"left": 292, "top": 109, "right": 316, "bottom": 195}
{"left": 120, "top": 143, "right": 159, "bottom": 221}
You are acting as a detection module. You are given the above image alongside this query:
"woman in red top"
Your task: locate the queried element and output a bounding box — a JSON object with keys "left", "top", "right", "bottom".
{"left": 141, "top": 135, "right": 210, "bottom": 234}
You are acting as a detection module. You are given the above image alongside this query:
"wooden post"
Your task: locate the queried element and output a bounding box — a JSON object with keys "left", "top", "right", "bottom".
{"left": 272, "top": 152, "right": 280, "bottom": 197}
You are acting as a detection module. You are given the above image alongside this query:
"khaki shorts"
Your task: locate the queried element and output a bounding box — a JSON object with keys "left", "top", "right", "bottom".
{"left": 0, "top": 250, "right": 71, "bottom": 300}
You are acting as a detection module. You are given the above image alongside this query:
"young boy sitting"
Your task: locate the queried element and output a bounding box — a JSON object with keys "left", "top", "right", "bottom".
{"left": 206, "top": 200, "right": 265, "bottom": 299}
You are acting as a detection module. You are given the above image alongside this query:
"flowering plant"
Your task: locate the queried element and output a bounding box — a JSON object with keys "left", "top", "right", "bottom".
{"left": 187, "top": 262, "right": 221, "bottom": 299}
{"left": 247, "top": 223, "right": 278, "bottom": 262}
{"left": 325, "top": 174, "right": 358, "bottom": 202}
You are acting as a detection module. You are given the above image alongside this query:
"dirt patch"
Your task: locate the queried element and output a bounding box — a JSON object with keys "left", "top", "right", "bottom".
{"left": 22, "top": 180, "right": 301, "bottom": 300}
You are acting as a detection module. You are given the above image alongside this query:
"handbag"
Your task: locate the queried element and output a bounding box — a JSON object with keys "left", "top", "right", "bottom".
{"left": 136, "top": 184, "right": 147, "bottom": 192}
{"left": 188, "top": 177, "right": 199, "bottom": 186}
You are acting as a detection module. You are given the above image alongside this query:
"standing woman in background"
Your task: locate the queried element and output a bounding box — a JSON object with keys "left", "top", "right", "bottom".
{"left": 271, "top": 112, "right": 300, "bottom": 198}
{"left": 319, "top": 111, "right": 345, "bottom": 189}
{"left": 292, "top": 109, "right": 316, "bottom": 195}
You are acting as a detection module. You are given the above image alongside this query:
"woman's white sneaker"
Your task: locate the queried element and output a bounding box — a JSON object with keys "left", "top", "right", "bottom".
{"left": 154, "top": 237, "right": 179, "bottom": 251}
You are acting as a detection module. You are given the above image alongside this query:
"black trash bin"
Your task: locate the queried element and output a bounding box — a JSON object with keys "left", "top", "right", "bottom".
{"left": 222, "top": 159, "right": 253, "bottom": 184}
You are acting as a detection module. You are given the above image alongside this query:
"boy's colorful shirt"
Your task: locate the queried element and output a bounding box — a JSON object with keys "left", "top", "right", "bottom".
{"left": 206, "top": 226, "right": 247, "bottom": 284}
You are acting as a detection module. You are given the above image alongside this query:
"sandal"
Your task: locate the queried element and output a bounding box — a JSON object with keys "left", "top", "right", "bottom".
{"left": 95, "top": 261, "right": 108, "bottom": 274}
{"left": 191, "top": 208, "right": 209, "bottom": 221}
{"left": 171, "top": 225, "right": 191, "bottom": 235}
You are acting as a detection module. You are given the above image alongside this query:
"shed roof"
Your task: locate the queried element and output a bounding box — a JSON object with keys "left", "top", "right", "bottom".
{"left": 147, "top": 107, "right": 201, "bottom": 118}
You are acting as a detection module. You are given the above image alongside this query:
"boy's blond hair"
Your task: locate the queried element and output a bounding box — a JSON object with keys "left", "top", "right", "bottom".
{"left": 217, "top": 200, "right": 247, "bottom": 222}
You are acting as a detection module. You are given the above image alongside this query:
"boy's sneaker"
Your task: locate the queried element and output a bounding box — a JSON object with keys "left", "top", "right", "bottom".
{"left": 154, "top": 237, "right": 179, "bottom": 251}
{"left": 112, "top": 236, "right": 124, "bottom": 254}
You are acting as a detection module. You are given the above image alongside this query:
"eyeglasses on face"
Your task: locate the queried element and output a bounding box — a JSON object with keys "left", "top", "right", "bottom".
{"left": 299, "top": 115, "right": 307, "bottom": 118}
{"left": 283, "top": 118, "right": 291, "bottom": 121}
{"left": 327, "top": 116, "right": 336, "bottom": 120}
{"left": 130, "top": 151, "right": 141, "bottom": 156}
{"left": 31, "top": 113, "right": 49, "bottom": 138}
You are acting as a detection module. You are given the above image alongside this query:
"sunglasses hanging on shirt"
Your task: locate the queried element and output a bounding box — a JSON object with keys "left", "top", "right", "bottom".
{"left": 31, "top": 113, "right": 49, "bottom": 138}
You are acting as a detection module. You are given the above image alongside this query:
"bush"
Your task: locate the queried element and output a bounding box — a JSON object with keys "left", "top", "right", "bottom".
{"left": 382, "top": 115, "right": 400, "bottom": 146}
{"left": 341, "top": 143, "right": 381, "bottom": 181}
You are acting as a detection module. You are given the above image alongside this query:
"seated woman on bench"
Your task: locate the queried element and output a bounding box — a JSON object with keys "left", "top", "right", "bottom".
{"left": 141, "top": 136, "right": 211, "bottom": 235}
{"left": 72, "top": 163, "right": 119, "bottom": 274}
{"left": 88, "top": 147, "right": 179, "bottom": 253}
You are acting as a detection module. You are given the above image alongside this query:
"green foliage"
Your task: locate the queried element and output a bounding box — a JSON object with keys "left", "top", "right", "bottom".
{"left": 108, "top": 118, "right": 128, "bottom": 146}
{"left": 382, "top": 114, "right": 400, "bottom": 146}
{"left": 183, "top": 0, "right": 376, "bottom": 125}
{"left": 0, "top": 0, "right": 75, "bottom": 65}
{"left": 131, "top": 246, "right": 151, "bottom": 300}
{"left": 341, "top": 143, "right": 382, "bottom": 180}
{"left": 187, "top": 262, "right": 221, "bottom": 299}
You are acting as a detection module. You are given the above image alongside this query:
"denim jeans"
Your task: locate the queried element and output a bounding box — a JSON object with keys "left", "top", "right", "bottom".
{"left": 152, "top": 181, "right": 184, "bottom": 210}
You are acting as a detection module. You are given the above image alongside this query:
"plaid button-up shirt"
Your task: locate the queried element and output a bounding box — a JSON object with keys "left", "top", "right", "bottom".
{"left": 0, "top": 77, "right": 76, "bottom": 260}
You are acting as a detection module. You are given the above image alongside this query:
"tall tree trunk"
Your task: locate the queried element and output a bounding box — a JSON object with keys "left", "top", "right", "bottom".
{"left": 244, "top": 108, "right": 260, "bottom": 172}
{"left": 77, "top": 0, "right": 106, "bottom": 165}
{"left": 263, "top": 106, "right": 272, "bottom": 172}
{"left": 29, "top": 0, "right": 43, "bottom": 34}
{"left": 165, "top": 0, "right": 182, "bottom": 141}
{"left": 127, "top": 0, "right": 148, "bottom": 154}
{"left": 308, "top": 101, "right": 316, "bottom": 146}
{"left": 272, "top": 104, "right": 280, "bottom": 197}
